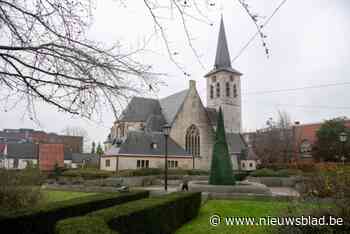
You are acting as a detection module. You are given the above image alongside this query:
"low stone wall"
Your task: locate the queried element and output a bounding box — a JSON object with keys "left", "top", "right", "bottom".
{"left": 188, "top": 181, "right": 272, "bottom": 196}
{"left": 246, "top": 176, "right": 302, "bottom": 188}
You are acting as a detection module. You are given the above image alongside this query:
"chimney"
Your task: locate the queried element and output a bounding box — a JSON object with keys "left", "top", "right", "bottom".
{"left": 189, "top": 80, "right": 196, "bottom": 89}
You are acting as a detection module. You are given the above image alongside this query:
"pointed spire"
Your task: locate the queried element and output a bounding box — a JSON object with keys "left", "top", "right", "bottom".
{"left": 214, "top": 16, "right": 232, "bottom": 69}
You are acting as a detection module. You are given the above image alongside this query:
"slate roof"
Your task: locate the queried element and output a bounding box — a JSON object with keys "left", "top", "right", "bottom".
{"left": 226, "top": 133, "right": 247, "bottom": 154}
{"left": 5, "top": 143, "right": 38, "bottom": 159}
{"left": 215, "top": 16, "right": 231, "bottom": 69}
{"left": 120, "top": 97, "right": 162, "bottom": 122}
{"left": 64, "top": 149, "right": 72, "bottom": 160}
{"left": 159, "top": 89, "right": 188, "bottom": 124}
{"left": 109, "top": 131, "right": 191, "bottom": 157}
{"left": 145, "top": 114, "right": 166, "bottom": 132}
{"left": 204, "top": 17, "right": 242, "bottom": 77}
{"left": 71, "top": 153, "right": 99, "bottom": 164}
{"left": 105, "top": 146, "right": 120, "bottom": 156}
{"left": 206, "top": 108, "right": 218, "bottom": 126}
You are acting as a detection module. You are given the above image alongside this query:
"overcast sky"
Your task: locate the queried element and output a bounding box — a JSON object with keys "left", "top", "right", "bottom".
{"left": 1, "top": 0, "right": 350, "bottom": 151}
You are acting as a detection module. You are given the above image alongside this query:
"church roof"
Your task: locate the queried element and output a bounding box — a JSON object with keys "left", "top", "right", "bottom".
{"left": 120, "top": 97, "right": 162, "bottom": 122}
{"left": 226, "top": 133, "right": 247, "bottom": 154}
{"left": 205, "top": 107, "right": 218, "bottom": 126}
{"left": 112, "top": 131, "right": 191, "bottom": 157}
{"left": 215, "top": 16, "right": 231, "bottom": 69}
{"left": 159, "top": 89, "right": 188, "bottom": 124}
{"left": 204, "top": 17, "right": 242, "bottom": 77}
{"left": 145, "top": 114, "right": 166, "bottom": 132}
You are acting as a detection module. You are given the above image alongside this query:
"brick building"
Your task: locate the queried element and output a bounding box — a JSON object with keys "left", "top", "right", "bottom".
{"left": 292, "top": 120, "right": 350, "bottom": 161}
{"left": 0, "top": 128, "right": 83, "bottom": 153}
{"left": 0, "top": 143, "right": 65, "bottom": 171}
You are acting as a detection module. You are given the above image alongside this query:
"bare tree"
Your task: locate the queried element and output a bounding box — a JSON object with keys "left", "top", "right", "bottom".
{"left": 61, "top": 126, "right": 89, "bottom": 141}
{"left": 252, "top": 110, "right": 293, "bottom": 165}
{"left": 0, "top": 0, "right": 157, "bottom": 121}
{"left": 0, "top": 0, "right": 272, "bottom": 121}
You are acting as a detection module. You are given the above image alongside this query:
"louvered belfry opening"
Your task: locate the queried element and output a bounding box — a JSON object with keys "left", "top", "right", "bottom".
{"left": 185, "top": 125, "right": 200, "bottom": 157}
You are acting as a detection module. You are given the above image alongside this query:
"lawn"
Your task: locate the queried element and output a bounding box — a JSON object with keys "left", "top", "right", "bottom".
{"left": 42, "top": 190, "right": 98, "bottom": 204}
{"left": 176, "top": 199, "right": 295, "bottom": 234}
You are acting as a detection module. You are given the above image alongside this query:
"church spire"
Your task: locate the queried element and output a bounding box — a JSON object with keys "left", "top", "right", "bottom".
{"left": 214, "top": 16, "right": 231, "bottom": 69}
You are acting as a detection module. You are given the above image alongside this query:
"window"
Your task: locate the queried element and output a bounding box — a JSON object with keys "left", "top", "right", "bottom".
{"left": 117, "top": 126, "right": 123, "bottom": 137}
{"left": 249, "top": 163, "right": 253, "bottom": 168}
{"left": 105, "top": 159, "right": 110, "bottom": 167}
{"left": 230, "top": 75, "right": 234, "bottom": 82}
{"left": 212, "top": 76, "right": 216, "bottom": 82}
{"left": 242, "top": 162, "right": 245, "bottom": 168}
{"left": 300, "top": 140, "right": 312, "bottom": 153}
{"left": 140, "top": 123, "right": 145, "bottom": 131}
{"left": 226, "top": 82, "right": 230, "bottom": 97}
{"left": 137, "top": 160, "right": 149, "bottom": 168}
{"left": 233, "top": 84, "right": 237, "bottom": 98}
{"left": 185, "top": 125, "right": 200, "bottom": 157}
{"left": 151, "top": 143, "right": 158, "bottom": 149}
{"left": 216, "top": 82, "right": 220, "bottom": 98}
{"left": 167, "top": 160, "right": 178, "bottom": 168}
{"left": 210, "top": 85, "right": 214, "bottom": 99}
{"left": 13, "top": 158, "right": 19, "bottom": 168}
{"left": 137, "top": 160, "right": 141, "bottom": 168}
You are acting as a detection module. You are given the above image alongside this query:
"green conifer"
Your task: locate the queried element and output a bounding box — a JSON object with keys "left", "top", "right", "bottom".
{"left": 209, "top": 108, "right": 235, "bottom": 185}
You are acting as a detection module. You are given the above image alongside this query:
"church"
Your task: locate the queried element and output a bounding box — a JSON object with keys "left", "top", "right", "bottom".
{"left": 101, "top": 18, "right": 253, "bottom": 172}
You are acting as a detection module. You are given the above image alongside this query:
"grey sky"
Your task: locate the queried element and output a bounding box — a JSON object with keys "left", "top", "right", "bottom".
{"left": 1, "top": 0, "right": 350, "bottom": 151}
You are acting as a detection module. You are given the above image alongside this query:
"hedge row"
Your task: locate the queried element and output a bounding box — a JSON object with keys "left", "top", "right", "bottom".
{"left": 61, "top": 168, "right": 209, "bottom": 180}
{"left": 62, "top": 169, "right": 114, "bottom": 179}
{"left": 0, "top": 190, "right": 149, "bottom": 234}
{"left": 55, "top": 192, "right": 202, "bottom": 234}
{"left": 250, "top": 168, "right": 302, "bottom": 177}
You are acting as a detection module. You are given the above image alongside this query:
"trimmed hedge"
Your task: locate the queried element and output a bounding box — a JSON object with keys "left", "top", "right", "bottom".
{"left": 62, "top": 169, "right": 113, "bottom": 180}
{"left": 0, "top": 190, "right": 149, "bottom": 234}
{"left": 250, "top": 168, "right": 302, "bottom": 177}
{"left": 61, "top": 168, "right": 209, "bottom": 180}
{"left": 55, "top": 192, "right": 202, "bottom": 234}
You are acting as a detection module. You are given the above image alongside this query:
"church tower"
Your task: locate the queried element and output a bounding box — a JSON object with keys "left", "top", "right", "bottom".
{"left": 205, "top": 16, "right": 242, "bottom": 133}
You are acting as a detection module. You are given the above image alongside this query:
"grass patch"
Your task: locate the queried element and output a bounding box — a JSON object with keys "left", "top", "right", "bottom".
{"left": 42, "top": 190, "right": 97, "bottom": 204}
{"left": 176, "top": 199, "right": 303, "bottom": 234}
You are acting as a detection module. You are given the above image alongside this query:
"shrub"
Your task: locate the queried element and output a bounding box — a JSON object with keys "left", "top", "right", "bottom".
{"left": 62, "top": 169, "right": 113, "bottom": 180}
{"left": 0, "top": 190, "right": 149, "bottom": 234}
{"left": 55, "top": 192, "right": 202, "bottom": 234}
{"left": 278, "top": 170, "right": 350, "bottom": 233}
{"left": 250, "top": 168, "right": 277, "bottom": 177}
{"left": 0, "top": 168, "right": 43, "bottom": 211}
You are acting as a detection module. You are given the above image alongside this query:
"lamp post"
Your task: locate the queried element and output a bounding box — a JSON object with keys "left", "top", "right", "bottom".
{"left": 339, "top": 132, "right": 348, "bottom": 165}
{"left": 163, "top": 124, "right": 171, "bottom": 191}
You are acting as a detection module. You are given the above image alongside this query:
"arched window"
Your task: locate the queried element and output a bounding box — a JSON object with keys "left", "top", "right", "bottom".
{"left": 233, "top": 84, "right": 238, "bottom": 98}
{"left": 210, "top": 85, "right": 214, "bottom": 99}
{"left": 117, "top": 126, "right": 123, "bottom": 137}
{"left": 226, "top": 82, "right": 230, "bottom": 97}
{"left": 216, "top": 82, "right": 220, "bottom": 98}
{"left": 185, "top": 125, "right": 200, "bottom": 157}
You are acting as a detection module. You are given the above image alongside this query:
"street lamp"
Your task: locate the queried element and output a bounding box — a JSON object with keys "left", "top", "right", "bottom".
{"left": 163, "top": 124, "right": 171, "bottom": 191}
{"left": 339, "top": 132, "right": 348, "bottom": 164}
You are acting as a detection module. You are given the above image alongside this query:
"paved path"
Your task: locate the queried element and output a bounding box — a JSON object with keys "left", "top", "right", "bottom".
{"left": 270, "top": 187, "right": 299, "bottom": 197}
{"left": 136, "top": 185, "right": 300, "bottom": 198}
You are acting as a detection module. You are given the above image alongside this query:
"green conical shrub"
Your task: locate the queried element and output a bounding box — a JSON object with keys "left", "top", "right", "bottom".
{"left": 209, "top": 108, "right": 235, "bottom": 185}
